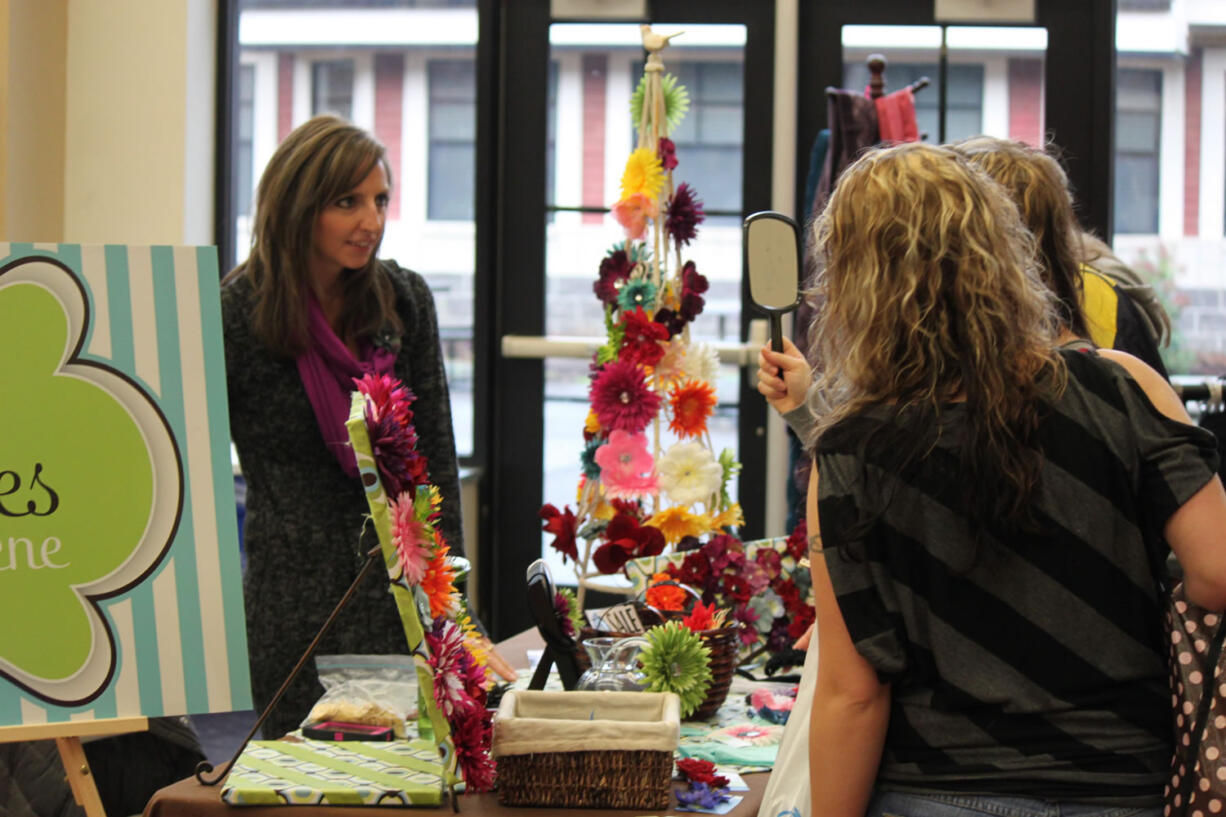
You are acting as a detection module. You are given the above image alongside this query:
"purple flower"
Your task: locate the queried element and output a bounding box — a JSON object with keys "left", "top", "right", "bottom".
{"left": 675, "top": 782, "right": 731, "bottom": 810}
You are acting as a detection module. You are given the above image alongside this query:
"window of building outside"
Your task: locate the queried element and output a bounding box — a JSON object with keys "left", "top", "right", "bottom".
{"left": 236, "top": 64, "right": 256, "bottom": 218}
{"left": 427, "top": 60, "right": 476, "bottom": 221}
{"left": 311, "top": 59, "right": 355, "bottom": 120}
{"left": 668, "top": 61, "right": 744, "bottom": 223}
{"left": 1110, "top": 4, "right": 1226, "bottom": 375}
{"left": 1114, "top": 68, "right": 1161, "bottom": 235}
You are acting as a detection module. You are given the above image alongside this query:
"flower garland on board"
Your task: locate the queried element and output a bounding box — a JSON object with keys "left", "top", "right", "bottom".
{"left": 349, "top": 374, "right": 496, "bottom": 793}
{"left": 538, "top": 29, "right": 744, "bottom": 604}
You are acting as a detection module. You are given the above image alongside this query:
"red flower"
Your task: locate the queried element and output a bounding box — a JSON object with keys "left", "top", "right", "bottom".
{"left": 785, "top": 518, "right": 808, "bottom": 561}
{"left": 540, "top": 503, "right": 578, "bottom": 563}
{"left": 592, "top": 513, "right": 666, "bottom": 574}
{"left": 589, "top": 360, "right": 662, "bottom": 434}
{"left": 676, "top": 758, "right": 728, "bottom": 788}
{"left": 682, "top": 601, "right": 717, "bottom": 632}
{"left": 658, "top": 137, "right": 678, "bottom": 171}
{"left": 594, "top": 249, "right": 634, "bottom": 307}
{"left": 618, "top": 307, "right": 669, "bottom": 367}
{"left": 787, "top": 605, "right": 815, "bottom": 641}
{"left": 754, "top": 546, "right": 783, "bottom": 581}
{"left": 668, "top": 379, "right": 717, "bottom": 439}
{"left": 451, "top": 708, "right": 497, "bottom": 793}
{"left": 721, "top": 573, "right": 752, "bottom": 604}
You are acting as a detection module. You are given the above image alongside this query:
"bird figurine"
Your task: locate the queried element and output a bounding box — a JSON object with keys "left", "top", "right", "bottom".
{"left": 640, "top": 24, "right": 683, "bottom": 54}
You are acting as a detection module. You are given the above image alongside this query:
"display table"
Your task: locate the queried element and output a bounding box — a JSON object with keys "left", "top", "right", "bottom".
{"left": 142, "top": 629, "right": 773, "bottom": 816}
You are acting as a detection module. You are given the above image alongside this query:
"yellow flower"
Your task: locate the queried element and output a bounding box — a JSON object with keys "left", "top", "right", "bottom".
{"left": 620, "top": 148, "right": 665, "bottom": 199}
{"left": 646, "top": 506, "right": 710, "bottom": 545}
{"left": 710, "top": 503, "right": 745, "bottom": 530}
{"left": 593, "top": 497, "right": 617, "bottom": 521}
{"left": 584, "top": 409, "right": 601, "bottom": 435}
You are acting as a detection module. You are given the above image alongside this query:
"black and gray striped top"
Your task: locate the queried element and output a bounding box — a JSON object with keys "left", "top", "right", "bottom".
{"left": 815, "top": 348, "right": 1219, "bottom": 804}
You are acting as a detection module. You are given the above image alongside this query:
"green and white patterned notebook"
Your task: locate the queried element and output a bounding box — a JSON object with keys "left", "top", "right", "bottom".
{"left": 220, "top": 738, "right": 445, "bottom": 806}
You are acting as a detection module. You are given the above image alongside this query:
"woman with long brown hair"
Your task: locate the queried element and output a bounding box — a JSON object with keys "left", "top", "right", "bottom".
{"left": 221, "top": 115, "right": 507, "bottom": 740}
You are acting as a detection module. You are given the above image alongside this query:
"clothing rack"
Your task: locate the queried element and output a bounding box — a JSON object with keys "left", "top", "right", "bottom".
{"left": 827, "top": 53, "right": 930, "bottom": 101}
{"left": 1174, "top": 380, "right": 1225, "bottom": 408}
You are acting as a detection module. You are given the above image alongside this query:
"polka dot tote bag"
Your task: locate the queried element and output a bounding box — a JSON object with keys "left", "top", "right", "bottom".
{"left": 1164, "top": 582, "right": 1226, "bottom": 816}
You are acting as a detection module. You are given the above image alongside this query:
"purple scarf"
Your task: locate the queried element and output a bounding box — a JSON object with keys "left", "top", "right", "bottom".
{"left": 296, "top": 294, "right": 397, "bottom": 477}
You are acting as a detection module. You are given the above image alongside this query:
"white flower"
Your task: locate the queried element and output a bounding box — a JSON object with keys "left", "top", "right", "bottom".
{"left": 682, "top": 342, "right": 720, "bottom": 384}
{"left": 655, "top": 337, "right": 687, "bottom": 383}
{"left": 657, "top": 441, "right": 722, "bottom": 506}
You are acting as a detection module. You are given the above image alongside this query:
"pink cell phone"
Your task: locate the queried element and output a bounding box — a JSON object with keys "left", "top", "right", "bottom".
{"left": 302, "top": 721, "right": 394, "bottom": 741}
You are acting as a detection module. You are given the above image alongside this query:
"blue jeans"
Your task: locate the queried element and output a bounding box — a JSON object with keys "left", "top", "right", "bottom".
{"left": 865, "top": 791, "right": 1162, "bottom": 817}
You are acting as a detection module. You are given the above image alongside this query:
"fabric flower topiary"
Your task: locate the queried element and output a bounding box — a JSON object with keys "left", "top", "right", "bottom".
{"left": 639, "top": 620, "right": 712, "bottom": 718}
{"left": 658, "top": 441, "right": 722, "bottom": 506}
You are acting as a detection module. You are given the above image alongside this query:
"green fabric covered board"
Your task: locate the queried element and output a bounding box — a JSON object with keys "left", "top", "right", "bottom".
{"left": 220, "top": 738, "right": 445, "bottom": 806}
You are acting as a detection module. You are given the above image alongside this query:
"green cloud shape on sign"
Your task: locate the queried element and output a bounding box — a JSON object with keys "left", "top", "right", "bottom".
{"left": 0, "top": 258, "right": 182, "bottom": 707}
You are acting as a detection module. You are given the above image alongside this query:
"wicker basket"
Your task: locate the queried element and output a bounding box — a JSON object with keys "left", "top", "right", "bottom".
{"left": 492, "top": 690, "right": 680, "bottom": 809}
{"left": 688, "top": 625, "right": 739, "bottom": 721}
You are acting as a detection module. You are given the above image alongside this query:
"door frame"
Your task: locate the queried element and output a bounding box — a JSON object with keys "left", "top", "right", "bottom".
{"left": 478, "top": 0, "right": 775, "bottom": 639}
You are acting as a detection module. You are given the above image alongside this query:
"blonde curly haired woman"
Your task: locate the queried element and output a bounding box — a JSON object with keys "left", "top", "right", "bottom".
{"left": 800, "top": 143, "right": 1226, "bottom": 816}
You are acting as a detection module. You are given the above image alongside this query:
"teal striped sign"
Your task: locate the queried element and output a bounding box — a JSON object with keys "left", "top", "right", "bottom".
{"left": 0, "top": 243, "right": 251, "bottom": 725}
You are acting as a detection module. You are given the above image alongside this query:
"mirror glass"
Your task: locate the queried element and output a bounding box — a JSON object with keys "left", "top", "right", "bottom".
{"left": 745, "top": 212, "right": 801, "bottom": 311}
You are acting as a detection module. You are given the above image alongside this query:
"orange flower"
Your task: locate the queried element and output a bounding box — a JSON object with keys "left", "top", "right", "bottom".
{"left": 669, "top": 379, "right": 717, "bottom": 438}
{"left": 646, "top": 506, "right": 709, "bottom": 545}
{"left": 710, "top": 503, "right": 744, "bottom": 530}
{"left": 421, "top": 536, "right": 459, "bottom": 619}
{"left": 612, "top": 192, "right": 659, "bottom": 240}
{"left": 646, "top": 572, "right": 687, "bottom": 611}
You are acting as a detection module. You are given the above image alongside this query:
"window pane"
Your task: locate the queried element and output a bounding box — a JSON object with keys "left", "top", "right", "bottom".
{"left": 235, "top": 64, "right": 255, "bottom": 218}
{"left": 1117, "top": 111, "right": 1159, "bottom": 152}
{"left": 1114, "top": 155, "right": 1159, "bottom": 234}
{"left": 311, "top": 59, "right": 354, "bottom": 120}
{"left": 428, "top": 60, "right": 476, "bottom": 221}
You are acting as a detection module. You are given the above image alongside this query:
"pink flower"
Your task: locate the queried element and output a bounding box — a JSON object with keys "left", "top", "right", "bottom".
{"left": 589, "top": 360, "right": 661, "bottom": 434}
{"left": 427, "top": 620, "right": 487, "bottom": 719}
{"left": 390, "top": 493, "right": 432, "bottom": 585}
{"left": 594, "top": 430, "right": 657, "bottom": 499}
{"left": 612, "top": 192, "right": 659, "bottom": 240}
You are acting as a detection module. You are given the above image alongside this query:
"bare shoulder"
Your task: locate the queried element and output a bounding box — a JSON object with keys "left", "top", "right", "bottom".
{"left": 1095, "top": 348, "right": 1189, "bottom": 423}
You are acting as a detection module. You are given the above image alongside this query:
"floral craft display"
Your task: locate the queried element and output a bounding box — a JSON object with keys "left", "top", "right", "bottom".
{"left": 346, "top": 374, "right": 496, "bottom": 793}
{"left": 538, "top": 29, "right": 744, "bottom": 604}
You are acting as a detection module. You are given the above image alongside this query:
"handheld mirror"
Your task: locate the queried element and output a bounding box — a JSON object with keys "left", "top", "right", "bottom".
{"left": 744, "top": 211, "right": 802, "bottom": 351}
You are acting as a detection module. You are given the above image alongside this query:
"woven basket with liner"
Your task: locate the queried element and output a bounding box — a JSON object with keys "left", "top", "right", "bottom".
{"left": 491, "top": 689, "right": 680, "bottom": 809}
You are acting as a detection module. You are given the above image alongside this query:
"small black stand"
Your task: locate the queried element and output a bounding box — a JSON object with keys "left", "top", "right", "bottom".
{"left": 525, "top": 560, "right": 582, "bottom": 690}
{"left": 194, "top": 546, "right": 384, "bottom": 787}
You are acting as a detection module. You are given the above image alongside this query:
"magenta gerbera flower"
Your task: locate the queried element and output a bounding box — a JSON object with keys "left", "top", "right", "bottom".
{"left": 451, "top": 708, "right": 497, "bottom": 793}
{"left": 589, "top": 360, "right": 661, "bottom": 434}
{"left": 355, "top": 373, "right": 415, "bottom": 428}
{"left": 665, "top": 182, "right": 705, "bottom": 250}
{"left": 427, "top": 619, "right": 487, "bottom": 719}
{"left": 364, "top": 404, "right": 428, "bottom": 498}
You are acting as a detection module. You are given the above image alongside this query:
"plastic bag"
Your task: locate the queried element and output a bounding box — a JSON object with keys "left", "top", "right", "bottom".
{"left": 302, "top": 654, "right": 419, "bottom": 738}
{"left": 756, "top": 642, "right": 817, "bottom": 817}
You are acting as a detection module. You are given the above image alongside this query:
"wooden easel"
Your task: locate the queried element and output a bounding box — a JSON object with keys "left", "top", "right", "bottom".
{"left": 0, "top": 716, "right": 149, "bottom": 817}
